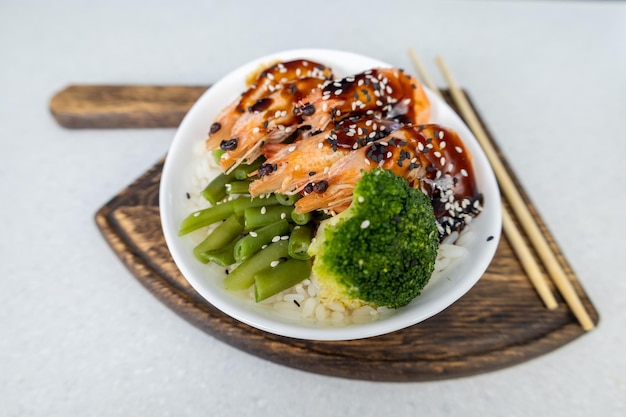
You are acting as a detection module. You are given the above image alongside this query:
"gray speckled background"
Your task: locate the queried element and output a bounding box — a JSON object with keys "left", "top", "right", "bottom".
{"left": 1, "top": 0, "right": 624, "bottom": 416}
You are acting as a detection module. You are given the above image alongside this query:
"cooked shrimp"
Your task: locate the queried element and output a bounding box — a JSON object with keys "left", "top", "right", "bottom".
{"left": 295, "top": 124, "right": 481, "bottom": 236}
{"left": 292, "top": 68, "right": 430, "bottom": 135}
{"left": 217, "top": 77, "right": 328, "bottom": 171}
{"left": 206, "top": 59, "right": 333, "bottom": 150}
{"left": 248, "top": 115, "right": 403, "bottom": 197}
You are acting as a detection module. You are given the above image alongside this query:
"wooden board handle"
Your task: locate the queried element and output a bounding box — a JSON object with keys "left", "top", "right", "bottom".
{"left": 49, "top": 85, "right": 209, "bottom": 129}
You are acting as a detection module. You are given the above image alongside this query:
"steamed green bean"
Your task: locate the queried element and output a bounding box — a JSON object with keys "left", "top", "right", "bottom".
{"left": 291, "top": 210, "right": 311, "bottom": 225}
{"left": 223, "top": 240, "right": 290, "bottom": 291}
{"left": 254, "top": 258, "right": 312, "bottom": 302}
{"left": 232, "top": 195, "right": 280, "bottom": 214}
{"left": 179, "top": 200, "right": 237, "bottom": 236}
{"left": 276, "top": 193, "right": 300, "bottom": 206}
{"left": 226, "top": 179, "right": 253, "bottom": 195}
{"left": 244, "top": 205, "right": 294, "bottom": 229}
{"left": 232, "top": 158, "right": 264, "bottom": 180}
{"left": 193, "top": 214, "right": 244, "bottom": 263}
{"left": 288, "top": 224, "right": 313, "bottom": 260}
{"left": 201, "top": 172, "right": 235, "bottom": 204}
{"left": 201, "top": 240, "right": 238, "bottom": 266}
{"left": 234, "top": 219, "right": 290, "bottom": 262}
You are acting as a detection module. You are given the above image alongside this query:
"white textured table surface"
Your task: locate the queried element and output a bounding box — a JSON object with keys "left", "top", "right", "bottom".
{"left": 1, "top": 0, "right": 625, "bottom": 416}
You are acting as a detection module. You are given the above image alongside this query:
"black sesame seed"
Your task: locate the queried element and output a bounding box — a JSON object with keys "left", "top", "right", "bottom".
{"left": 313, "top": 180, "right": 328, "bottom": 193}
{"left": 308, "top": 171, "right": 316, "bottom": 176}
{"left": 258, "top": 163, "right": 275, "bottom": 177}
{"left": 220, "top": 138, "right": 238, "bottom": 151}
{"left": 185, "top": 192, "right": 190, "bottom": 199}
{"left": 209, "top": 122, "right": 221, "bottom": 134}
{"left": 225, "top": 269, "right": 230, "bottom": 275}
{"left": 303, "top": 183, "right": 314, "bottom": 194}
{"left": 301, "top": 104, "right": 316, "bottom": 116}
{"left": 293, "top": 300, "right": 301, "bottom": 307}
{"left": 487, "top": 235, "right": 494, "bottom": 242}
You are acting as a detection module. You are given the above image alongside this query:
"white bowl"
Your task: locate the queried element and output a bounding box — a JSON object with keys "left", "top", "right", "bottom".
{"left": 160, "top": 48, "right": 502, "bottom": 341}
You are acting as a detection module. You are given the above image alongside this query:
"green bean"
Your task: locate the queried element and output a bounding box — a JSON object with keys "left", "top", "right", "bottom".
{"left": 226, "top": 179, "right": 253, "bottom": 195}
{"left": 232, "top": 158, "right": 264, "bottom": 180}
{"left": 192, "top": 214, "right": 244, "bottom": 263}
{"left": 244, "top": 205, "right": 294, "bottom": 229}
{"left": 291, "top": 209, "right": 311, "bottom": 225}
{"left": 232, "top": 195, "right": 280, "bottom": 214}
{"left": 198, "top": 239, "right": 238, "bottom": 266}
{"left": 233, "top": 219, "right": 290, "bottom": 262}
{"left": 288, "top": 224, "right": 313, "bottom": 260}
{"left": 223, "top": 241, "right": 290, "bottom": 291}
{"left": 179, "top": 200, "right": 237, "bottom": 236}
{"left": 212, "top": 149, "right": 225, "bottom": 165}
{"left": 276, "top": 193, "right": 301, "bottom": 206}
{"left": 201, "top": 172, "right": 236, "bottom": 205}
{"left": 254, "top": 258, "right": 312, "bottom": 302}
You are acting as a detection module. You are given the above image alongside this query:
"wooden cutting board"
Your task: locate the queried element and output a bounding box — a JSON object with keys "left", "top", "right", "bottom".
{"left": 77, "top": 86, "right": 598, "bottom": 382}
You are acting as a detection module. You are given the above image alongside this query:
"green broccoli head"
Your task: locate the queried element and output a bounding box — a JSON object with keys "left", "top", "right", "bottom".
{"left": 308, "top": 168, "right": 439, "bottom": 309}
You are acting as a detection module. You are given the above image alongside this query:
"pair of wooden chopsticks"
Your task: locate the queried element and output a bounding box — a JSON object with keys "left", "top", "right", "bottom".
{"left": 407, "top": 49, "right": 594, "bottom": 331}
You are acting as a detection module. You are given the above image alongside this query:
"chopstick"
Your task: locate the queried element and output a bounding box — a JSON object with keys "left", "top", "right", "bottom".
{"left": 408, "top": 49, "right": 558, "bottom": 311}
{"left": 409, "top": 50, "right": 594, "bottom": 330}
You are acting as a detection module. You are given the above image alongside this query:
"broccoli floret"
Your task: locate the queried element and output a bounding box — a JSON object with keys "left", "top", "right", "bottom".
{"left": 308, "top": 168, "right": 439, "bottom": 309}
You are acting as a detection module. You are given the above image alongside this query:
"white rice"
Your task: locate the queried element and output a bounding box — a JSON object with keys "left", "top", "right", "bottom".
{"left": 182, "top": 142, "right": 470, "bottom": 326}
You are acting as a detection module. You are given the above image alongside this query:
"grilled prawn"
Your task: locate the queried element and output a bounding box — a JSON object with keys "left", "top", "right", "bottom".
{"left": 292, "top": 68, "right": 431, "bottom": 134}
{"left": 216, "top": 77, "right": 328, "bottom": 171}
{"left": 206, "top": 59, "right": 333, "bottom": 150}
{"left": 294, "top": 124, "right": 482, "bottom": 236}
{"left": 248, "top": 115, "right": 403, "bottom": 197}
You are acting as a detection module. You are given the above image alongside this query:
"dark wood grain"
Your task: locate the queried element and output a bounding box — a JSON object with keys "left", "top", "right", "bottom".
{"left": 50, "top": 85, "right": 208, "bottom": 128}
{"left": 93, "top": 90, "right": 599, "bottom": 381}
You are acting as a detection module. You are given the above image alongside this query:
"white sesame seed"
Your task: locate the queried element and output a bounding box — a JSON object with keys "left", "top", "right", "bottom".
{"left": 253, "top": 127, "right": 260, "bottom": 133}
{"left": 270, "top": 260, "right": 280, "bottom": 268}
{"left": 358, "top": 196, "right": 365, "bottom": 203}
{"left": 386, "top": 151, "right": 392, "bottom": 158}
{"left": 288, "top": 145, "right": 296, "bottom": 152}
{"left": 461, "top": 169, "right": 468, "bottom": 177}
{"left": 334, "top": 89, "right": 343, "bottom": 95}
{"left": 260, "top": 206, "right": 266, "bottom": 214}
{"left": 280, "top": 213, "right": 286, "bottom": 219}
{"left": 318, "top": 142, "right": 323, "bottom": 149}
{"left": 280, "top": 235, "right": 289, "bottom": 240}
{"left": 455, "top": 146, "right": 463, "bottom": 153}
{"left": 271, "top": 236, "right": 281, "bottom": 243}
{"left": 439, "top": 130, "right": 444, "bottom": 139}
{"left": 360, "top": 220, "right": 370, "bottom": 229}
{"left": 249, "top": 231, "right": 258, "bottom": 237}
{"left": 193, "top": 211, "right": 201, "bottom": 217}
{"left": 364, "top": 158, "right": 371, "bottom": 165}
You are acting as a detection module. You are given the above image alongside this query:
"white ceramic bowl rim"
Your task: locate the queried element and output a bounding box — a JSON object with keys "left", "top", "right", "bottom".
{"left": 159, "top": 48, "right": 502, "bottom": 341}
